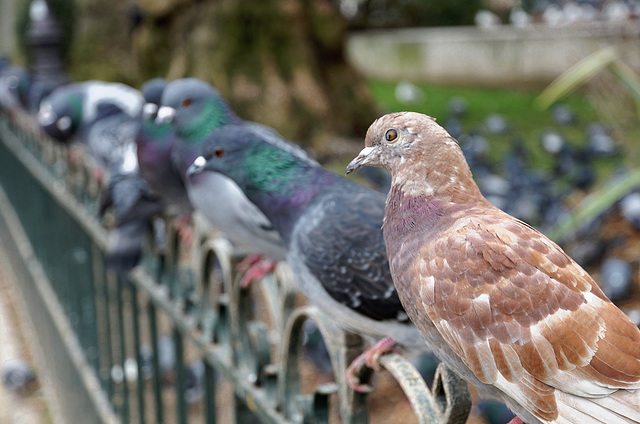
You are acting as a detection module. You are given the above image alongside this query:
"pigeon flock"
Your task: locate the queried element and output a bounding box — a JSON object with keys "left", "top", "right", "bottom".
{"left": 2, "top": 58, "right": 640, "bottom": 423}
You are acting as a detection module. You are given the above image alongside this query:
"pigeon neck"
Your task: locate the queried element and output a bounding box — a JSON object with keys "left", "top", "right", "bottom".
{"left": 384, "top": 185, "right": 445, "bottom": 238}
{"left": 383, "top": 143, "right": 486, "bottom": 240}
{"left": 180, "top": 101, "right": 238, "bottom": 143}
{"left": 241, "top": 156, "right": 336, "bottom": 245}
{"left": 392, "top": 139, "right": 484, "bottom": 206}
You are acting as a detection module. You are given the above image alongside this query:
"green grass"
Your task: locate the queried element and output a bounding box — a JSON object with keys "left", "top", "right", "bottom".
{"left": 368, "top": 79, "right": 603, "bottom": 171}
{"left": 367, "top": 79, "right": 640, "bottom": 240}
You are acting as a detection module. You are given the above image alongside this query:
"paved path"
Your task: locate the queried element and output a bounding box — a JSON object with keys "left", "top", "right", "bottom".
{"left": 0, "top": 252, "right": 52, "bottom": 424}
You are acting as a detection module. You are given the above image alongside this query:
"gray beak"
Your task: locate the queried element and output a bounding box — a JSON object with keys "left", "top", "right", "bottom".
{"left": 186, "top": 156, "right": 207, "bottom": 178}
{"left": 142, "top": 103, "right": 158, "bottom": 120}
{"left": 155, "top": 106, "right": 176, "bottom": 124}
{"left": 345, "top": 146, "right": 376, "bottom": 175}
{"left": 37, "top": 102, "right": 57, "bottom": 126}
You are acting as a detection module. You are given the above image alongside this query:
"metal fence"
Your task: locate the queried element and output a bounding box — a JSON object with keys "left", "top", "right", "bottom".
{"left": 0, "top": 110, "right": 472, "bottom": 424}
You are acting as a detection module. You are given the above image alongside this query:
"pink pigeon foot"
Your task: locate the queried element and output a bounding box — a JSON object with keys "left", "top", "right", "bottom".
{"left": 236, "top": 253, "right": 263, "bottom": 272}
{"left": 173, "top": 214, "right": 194, "bottom": 246}
{"left": 345, "top": 336, "right": 398, "bottom": 392}
{"left": 237, "top": 256, "right": 276, "bottom": 288}
{"left": 507, "top": 418, "right": 524, "bottom": 424}
{"left": 91, "top": 166, "right": 105, "bottom": 184}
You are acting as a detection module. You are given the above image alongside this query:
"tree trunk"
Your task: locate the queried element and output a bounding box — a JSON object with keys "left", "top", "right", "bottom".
{"left": 70, "top": 0, "right": 379, "bottom": 148}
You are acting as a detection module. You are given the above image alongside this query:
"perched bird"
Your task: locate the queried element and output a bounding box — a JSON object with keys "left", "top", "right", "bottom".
{"left": 0, "top": 66, "right": 32, "bottom": 113}
{"left": 157, "top": 78, "right": 287, "bottom": 280}
{"left": 187, "top": 124, "right": 427, "bottom": 390}
{"left": 37, "top": 81, "right": 162, "bottom": 272}
{"left": 37, "top": 81, "right": 144, "bottom": 172}
{"left": 346, "top": 112, "right": 640, "bottom": 424}
{"left": 135, "top": 78, "right": 192, "bottom": 214}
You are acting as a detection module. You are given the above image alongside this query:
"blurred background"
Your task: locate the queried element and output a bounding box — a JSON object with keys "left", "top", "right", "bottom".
{"left": 1, "top": 0, "right": 640, "bottom": 423}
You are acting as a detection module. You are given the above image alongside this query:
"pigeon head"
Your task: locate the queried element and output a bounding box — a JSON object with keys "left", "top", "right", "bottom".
{"left": 186, "top": 125, "right": 260, "bottom": 182}
{"left": 37, "top": 86, "right": 84, "bottom": 143}
{"left": 158, "top": 78, "right": 238, "bottom": 142}
{"left": 0, "top": 67, "right": 32, "bottom": 110}
{"left": 346, "top": 111, "right": 451, "bottom": 175}
{"left": 186, "top": 124, "right": 324, "bottom": 198}
{"left": 141, "top": 78, "right": 167, "bottom": 105}
{"left": 347, "top": 112, "right": 482, "bottom": 203}
{"left": 140, "top": 103, "right": 174, "bottom": 145}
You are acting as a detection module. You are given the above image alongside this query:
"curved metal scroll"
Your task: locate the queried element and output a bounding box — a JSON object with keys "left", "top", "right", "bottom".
{"left": 379, "top": 354, "right": 471, "bottom": 424}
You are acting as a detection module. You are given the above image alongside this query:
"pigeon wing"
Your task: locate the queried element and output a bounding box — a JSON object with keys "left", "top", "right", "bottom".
{"left": 412, "top": 208, "right": 640, "bottom": 420}
{"left": 299, "top": 186, "right": 407, "bottom": 322}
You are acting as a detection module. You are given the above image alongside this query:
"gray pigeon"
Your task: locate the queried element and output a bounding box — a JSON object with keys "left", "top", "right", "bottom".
{"left": 135, "top": 78, "right": 192, "bottom": 214}
{"left": 187, "top": 124, "right": 427, "bottom": 390}
{"left": 157, "top": 78, "right": 287, "bottom": 265}
{"left": 37, "top": 81, "right": 144, "bottom": 172}
{"left": 37, "top": 81, "right": 162, "bottom": 272}
{"left": 0, "top": 66, "right": 32, "bottom": 113}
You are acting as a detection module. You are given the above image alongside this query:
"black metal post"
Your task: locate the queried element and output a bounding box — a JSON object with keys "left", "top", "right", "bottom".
{"left": 26, "top": 0, "right": 68, "bottom": 111}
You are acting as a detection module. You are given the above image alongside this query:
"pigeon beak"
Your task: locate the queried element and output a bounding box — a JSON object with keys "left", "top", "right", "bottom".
{"left": 345, "top": 146, "right": 376, "bottom": 175}
{"left": 142, "top": 103, "right": 159, "bottom": 120}
{"left": 186, "top": 156, "right": 207, "bottom": 178}
{"left": 156, "top": 106, "right": 176, "bottom": 124}
{"left": 37, "top": 103, "right": 57, "bottom": 126}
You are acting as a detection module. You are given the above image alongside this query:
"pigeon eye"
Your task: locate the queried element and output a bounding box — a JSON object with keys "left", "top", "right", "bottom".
{"left": 213, "top": 148, "right": 224, "bottom": 158}
{"left": 181, "top": 98, "right": 192, "bottom": 107}
{"left": 385, "top": 129, "right": 398, "bottom": 143}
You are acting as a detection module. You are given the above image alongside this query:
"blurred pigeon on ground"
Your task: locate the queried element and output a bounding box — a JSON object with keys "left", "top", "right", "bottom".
{"left": 599, "top": 258, "right": 633, "bottom": 303}
{"left": 184, "top": 359, "right": 205, "bottom": 404}
{"left": 2, "top": 358, "right": 37, "bottom": 396}
{"left": 187, "top": 123, "right": 428, "bottom": 391}
{"left": 157, "top": 78, "right": 287, "bottom": 282}
{"left": 346, "top": 111, "right": 640, "bottom": 424}
{"left": 158, "top": 335, "right": 176, "bottom": 385}
{"left": 620, "top": 191, "right": 640, "bottom": 229}
{"left": 394, "top": 80, "right": 424, "bottom": 104}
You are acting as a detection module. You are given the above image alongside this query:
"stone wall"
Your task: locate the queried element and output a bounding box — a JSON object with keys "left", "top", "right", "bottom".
{"left": 346, "top": 22, "right": 640, "bottom": 86}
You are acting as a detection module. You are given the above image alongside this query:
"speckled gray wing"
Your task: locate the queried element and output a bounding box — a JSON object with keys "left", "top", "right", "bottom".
{"left": 85, "top": 108, "right": 139, "bottom": 171}
{"left": 298, "top": 184, "right": 407, "bottom": 322}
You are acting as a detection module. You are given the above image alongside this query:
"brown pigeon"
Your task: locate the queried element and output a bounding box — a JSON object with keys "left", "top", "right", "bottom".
{"left": 346, "top": 112, "right": 640, "bottom": 424}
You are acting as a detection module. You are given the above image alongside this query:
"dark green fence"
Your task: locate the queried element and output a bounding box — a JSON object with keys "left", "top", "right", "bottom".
{"left": 0, "top": 110, "right": 472, "bottom": 424}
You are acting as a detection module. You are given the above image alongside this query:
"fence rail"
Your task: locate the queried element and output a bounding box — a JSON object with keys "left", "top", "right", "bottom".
{"left": 0, "top": 110, "right": 472, "bottom": 424}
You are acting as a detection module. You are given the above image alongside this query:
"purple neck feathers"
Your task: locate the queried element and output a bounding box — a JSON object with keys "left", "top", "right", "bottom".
{"left": 384, "top": 185, "right": 445, "bottom": 239}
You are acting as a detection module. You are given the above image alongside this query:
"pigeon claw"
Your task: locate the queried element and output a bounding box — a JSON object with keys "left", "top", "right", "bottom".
{"left": 236, "top": 254, "right": 276, "bottom": 288}
{"left": 345, "top": 336, "right": 398, "bottom": 393}
{"left": 345, "top": 363, "right": 375, "bottom": 393}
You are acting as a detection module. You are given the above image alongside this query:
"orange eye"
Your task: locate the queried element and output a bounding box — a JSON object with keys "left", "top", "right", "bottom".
{"left": 385, "top": 129, "right": 398, "bottom": 142}
{"left": 181, "top": 98, "right": 192, "bottom": 107}
{"left": 213, "top": 148, "right": 224, "bottom": 158}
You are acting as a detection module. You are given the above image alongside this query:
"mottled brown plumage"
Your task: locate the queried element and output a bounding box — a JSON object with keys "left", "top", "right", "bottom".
{"left": 346, "top": 112, "right": 640, "bottom": 424}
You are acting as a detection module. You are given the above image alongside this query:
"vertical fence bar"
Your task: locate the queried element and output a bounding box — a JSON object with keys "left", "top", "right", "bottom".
{"left": 148, "top": 301, "right": 164, "bottom": 424}
{"left": 204, "top": 361, "right": 217, "bottom": 424}
{"left": 174, "top": 329, "right": 187, "bottom": 424}
{"left": 102, "top": 267, "right": 115, "bottom": 403}
{"left": 131, "top": 283, "right": 146, "bottom": 423}
{"left": 116, "top": 274, "right": 130, "bottom": 422}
